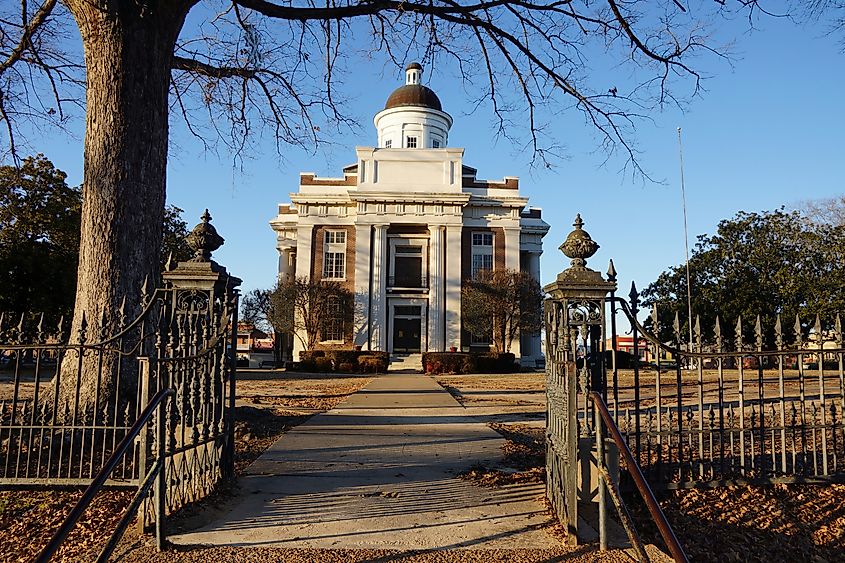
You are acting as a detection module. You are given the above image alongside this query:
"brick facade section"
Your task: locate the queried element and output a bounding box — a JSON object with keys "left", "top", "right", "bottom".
{"left": 460, "top": 226, "right": 505, "bottom": 350}
{"left": 309, "top": 225, "right": 357, "bottom": 347}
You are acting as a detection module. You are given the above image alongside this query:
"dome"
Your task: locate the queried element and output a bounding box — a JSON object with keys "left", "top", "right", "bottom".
{"left": 384, "top": 84, "right": 442, "bottom": 111}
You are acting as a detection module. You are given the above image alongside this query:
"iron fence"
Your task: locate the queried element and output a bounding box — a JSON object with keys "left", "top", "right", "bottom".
{"left": 0, "top": 281, "right": 239, "bottom": 524}
{"left": 608, "top": 289, "right": 845, "bottom": 489}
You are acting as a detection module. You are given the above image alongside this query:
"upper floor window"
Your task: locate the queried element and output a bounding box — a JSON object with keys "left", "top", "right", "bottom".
{"left": 323, "top": 230, "right": 346, "bottom": 279}
{"left": 471, "top": 231, "right": 493, "bottom": 279}
{"left": 384, "top": 139, "right": 392, "bottom": 148}
{"left": 406, "top": 136, "right": 417, "bottom": 148}
{"left": 432, "top": 139, "right": 441, "bottom": 148}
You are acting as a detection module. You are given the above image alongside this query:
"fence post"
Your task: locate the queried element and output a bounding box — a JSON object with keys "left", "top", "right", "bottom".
{"left": 159, "top": 210, "right": 242, "bottom": 523}
{"left": 544, "top": 214, "right": 617, "bottom": 544}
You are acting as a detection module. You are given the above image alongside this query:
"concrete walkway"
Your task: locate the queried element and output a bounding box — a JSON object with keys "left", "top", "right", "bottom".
{"left": 170, "top": 373, "right": 561, "bottom": 551}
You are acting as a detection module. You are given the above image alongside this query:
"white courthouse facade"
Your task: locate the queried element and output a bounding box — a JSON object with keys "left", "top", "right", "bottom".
{"left": 270, "top": 63, "right": 549, "bottom": 366}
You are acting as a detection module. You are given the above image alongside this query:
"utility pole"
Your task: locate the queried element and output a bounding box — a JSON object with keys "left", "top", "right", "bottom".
{"left": 678, "top": 127, "right": 695, "bottom": 368}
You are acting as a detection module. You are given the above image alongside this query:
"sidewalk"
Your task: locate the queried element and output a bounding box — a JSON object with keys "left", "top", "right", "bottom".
{"left": 169, "top": 373, "right": 562, "bottom": 550}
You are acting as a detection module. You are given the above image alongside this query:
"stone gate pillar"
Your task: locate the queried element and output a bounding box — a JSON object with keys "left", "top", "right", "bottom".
{"left": 544, "top": 214, "right": 616, "bottom": 542}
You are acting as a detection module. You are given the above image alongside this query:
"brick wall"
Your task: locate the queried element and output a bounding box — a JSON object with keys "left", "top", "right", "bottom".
{"left": 309, "top": 224, "right": 357, "bottom": 346}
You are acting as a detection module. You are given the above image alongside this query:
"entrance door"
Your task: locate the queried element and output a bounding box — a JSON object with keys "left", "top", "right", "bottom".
{"left": 392, "top": 316, "right": 421, "bottom": 353}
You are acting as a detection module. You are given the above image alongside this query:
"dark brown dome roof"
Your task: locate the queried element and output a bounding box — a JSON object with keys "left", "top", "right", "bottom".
{"left": 384, "top": 84, "right": 442, "bottom": 111}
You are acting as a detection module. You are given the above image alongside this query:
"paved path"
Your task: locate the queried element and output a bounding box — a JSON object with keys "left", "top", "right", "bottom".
{"left": 170, "top": 373, "right": 561, "bottom": 550}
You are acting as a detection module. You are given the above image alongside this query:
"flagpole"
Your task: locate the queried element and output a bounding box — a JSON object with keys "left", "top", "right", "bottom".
{"left": 678, "top": 127, "right": 695, "bottom": 367}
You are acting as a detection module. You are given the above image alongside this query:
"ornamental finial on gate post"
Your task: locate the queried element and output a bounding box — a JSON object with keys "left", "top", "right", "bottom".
{"left": 559, "top": 213, "right": 600, "bottom": 270}
{"left": 186, "top": 209, "right": 225, "bottom": 262}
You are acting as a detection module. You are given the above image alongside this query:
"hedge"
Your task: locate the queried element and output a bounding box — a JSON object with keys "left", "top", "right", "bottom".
{"left": 298, "top": 350, "right": 389, "bottom": 373}
{"left": 422, "top": 352, "right": 517, "bottom": 374}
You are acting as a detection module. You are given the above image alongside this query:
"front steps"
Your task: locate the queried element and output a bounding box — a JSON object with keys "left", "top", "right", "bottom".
{"left": 388, "top": 353, "right": 422, "bottom": 372}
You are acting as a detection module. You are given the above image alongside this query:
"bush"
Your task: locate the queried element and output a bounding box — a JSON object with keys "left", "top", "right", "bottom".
{"left": 423, "top": 351, "right": 517, "bottom": 374}
{"left": 358, "top": 354, "right": 388, "bottom": 373}
{"left": 337, "top": 362, "right": 354, "bottom": 372}
{"left": 326, "top": 350, "right": 360, "bottom": 370}
{"left": 313, "top": 356, "right": 333, "bottom": 372}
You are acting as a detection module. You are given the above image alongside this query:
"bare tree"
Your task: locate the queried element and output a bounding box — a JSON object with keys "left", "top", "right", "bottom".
{"left": 272, "top": 276, "right": 351, "bottom": 350}
{"left": 462, "top": 268, "right": 542, "bottom": 354}
{"left": 800, "top": 195, "right": 845, "bottom": 227}
{"left": 0, "top": 0, "right": 784, "bottom": 408}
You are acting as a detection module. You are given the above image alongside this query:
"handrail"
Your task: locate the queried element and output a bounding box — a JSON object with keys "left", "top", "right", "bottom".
{"left": 35, "top": 387, "right": 175, "bottom": 563}
{"left": 589, "top": 391, "right": 689, "bottom": 563}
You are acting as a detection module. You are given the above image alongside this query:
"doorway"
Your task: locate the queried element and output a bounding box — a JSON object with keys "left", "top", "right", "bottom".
{"left": 392, "top": 305, "right": 422, "bottom": 352}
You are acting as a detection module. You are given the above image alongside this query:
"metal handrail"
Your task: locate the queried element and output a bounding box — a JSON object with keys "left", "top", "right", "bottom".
{"left": 35, "top": 387, "right": 175, "bottom": 563}
{"left": 589, "top": 391, "right": 689, "bottom": 563}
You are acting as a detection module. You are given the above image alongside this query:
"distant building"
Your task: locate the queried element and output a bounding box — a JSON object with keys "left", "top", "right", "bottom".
{"left": 606, "top": 336, "right": 674, "bottom": 363}
{"left": 236, "top": 323, "right": 275, "bottom": 368}
{"left": 270, "top": 63, "right": 549, "bottom": 366}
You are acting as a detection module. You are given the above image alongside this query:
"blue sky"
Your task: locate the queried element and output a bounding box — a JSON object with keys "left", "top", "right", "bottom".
{"left": 28, "top": 7, "right": 845, "bottom": 300}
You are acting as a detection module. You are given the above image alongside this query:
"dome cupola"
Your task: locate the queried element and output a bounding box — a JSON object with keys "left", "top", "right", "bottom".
{"left": 374, "top": 63, "right": 452, "bottom": 149}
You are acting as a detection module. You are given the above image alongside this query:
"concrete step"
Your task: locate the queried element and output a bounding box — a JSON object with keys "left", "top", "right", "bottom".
{"left": 388, "top": 353, "right": 422, "bottom": 372}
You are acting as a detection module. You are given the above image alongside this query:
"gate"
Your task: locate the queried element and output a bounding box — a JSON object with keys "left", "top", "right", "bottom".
{"left": 545, "top": 214, "right": 845, "bottom": 544}
{"left": 0, "top": 210, "right": 240, "bottom": 526}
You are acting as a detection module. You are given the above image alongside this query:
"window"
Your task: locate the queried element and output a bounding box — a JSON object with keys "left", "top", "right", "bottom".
{"left": 322, "top": 230, "right": 346, "bottom": 279}
{"left": 432, "top": 139, "right": 441, "bottom": 148}
{"left": 471, "top": 231, "right": 494, "bottom": 279}
{"left": 385, "top": 139, "right": 392, "bottom": 148}
{"left": 321, "top": 296, "right": 345, "bottom": 342}
{"left": 406, "top": 136, "right": 417, "bottom": 148}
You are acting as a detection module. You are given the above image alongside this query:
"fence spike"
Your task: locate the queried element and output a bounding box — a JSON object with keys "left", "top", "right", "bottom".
{"left": 794, "top": 314, "right": 803, "bottom": 346}
{"left": 775, "top": 315, "right": 783, "bottom": 349}
{"left": 835, "top": 314, "right": 843, "bottom": 345}
{"left": 165, "top": 252, "right": 174, "bottom": 272}
{"left": 694, "top": 315, "right": 701, "bottom": 342}
{"left": 99, "top": 307, "right": 109, "bottom": 340}
{"left": 714, "top": 316, "right": 723, "bottom": 351}
{"left": 78, "top": 312, "right": 88, "bottom": 344}
{"left": 56, "top": 315, "right": 65, "bottom": 342}
{"left": 36, "top": 313, "right": 45, "bottom": 342}
{"left": 16, "top": 312, "right": 25, "bottom": 340}
{"left": 755, "top": 315, "right": 763, "bottom": 350}
{"left": 814, "top": 315, "right": 823, "bottom": 345}
{"left": 673, "top": 311, "right": 681, "bottom": 344}
{"left": 735, "top": 316, "right": 744, "bottom": 352}
{"left": 606, "top": 259, "right": 617, "bottom": 281}
{"left": 651, "top": 303, "right": 660, "bottom": 332}
{"left": 629, "top": 281, "right": 639, "bottom": 309}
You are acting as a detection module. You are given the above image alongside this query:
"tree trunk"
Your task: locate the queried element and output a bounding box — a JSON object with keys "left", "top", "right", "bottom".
{"left": 56, "top": 1, "right": 190, "bottom": 413}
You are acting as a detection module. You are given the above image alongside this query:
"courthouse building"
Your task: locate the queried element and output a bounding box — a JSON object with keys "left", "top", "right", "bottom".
{"left": 270, "top": 63, "right": 549, "bottom": 366}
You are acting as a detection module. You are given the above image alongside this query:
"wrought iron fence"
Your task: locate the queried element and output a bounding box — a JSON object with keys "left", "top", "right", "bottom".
{"left": 0, "top": 211, "right": 241, "bottom": 542}
{"left": 0, "top": 282, "right": 238, "bottom": 503}
{"left": 609, "top": 289, "right": 845, "bottom": 489}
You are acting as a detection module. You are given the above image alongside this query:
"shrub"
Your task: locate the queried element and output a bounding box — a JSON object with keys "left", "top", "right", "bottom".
{"left": 313, "top": 356, "right": 333, "bottom": 372}
{"left": 423, "top": 351, "right": 517, "bottom": 374}
{"left": 327, "top": 350, "right": 360, "bottom": 369}
{"left": 358, "top": 355, "right": 388, "bottom": 373}
{"left": 337, "top": 362, "right": 354, "bottom": 372}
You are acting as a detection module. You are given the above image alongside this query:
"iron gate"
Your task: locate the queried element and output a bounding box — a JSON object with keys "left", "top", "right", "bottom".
{"left": 0, "top": 210, "right": 240, "bottom": 524}
{"left": 545, "top": 214, "right": 845, "bottom": 540}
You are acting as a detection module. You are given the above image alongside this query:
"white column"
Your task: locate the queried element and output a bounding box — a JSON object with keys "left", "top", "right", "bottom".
{"left": 371, "top": 225, "right": 389, "bottom": 351}
{"left": 353, "top": 225, "right": 372, "bottom": 348}
{"left": 525, "top": 250, "right": 543, "bottom": 364}
{"left": 292, "top": 225, "right": 313, "bottom": 361}
{"left": 504, "top": 227, "right": 521, "bottom": 358}
{"left": 445, "top": 225, "right": 462, "bottom": 351}
{"left": 428, "top": 225, "right": 446, "bottom": 351}
{"left": 278, "top": 248, "right": 295, "bottom": 282}
{"left": 504, "top": 227, "right": 521, "bottom": 271}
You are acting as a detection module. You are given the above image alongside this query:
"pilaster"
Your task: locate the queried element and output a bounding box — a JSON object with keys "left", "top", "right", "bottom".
{"left": 445, "top": 225, "right": 462, "bottom": 350}
{"left": 428, "top": 225, "right": 446, "bottom": 351}
{"left": 371, "top": 224, "right": 389, "bottom": 350}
